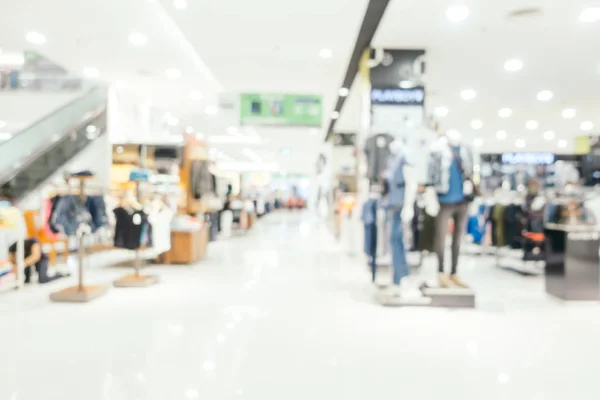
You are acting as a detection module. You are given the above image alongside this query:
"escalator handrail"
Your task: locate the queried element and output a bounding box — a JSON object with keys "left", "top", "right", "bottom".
{"left": 0, "top": 104, "right": 107, "bottom": 186}
{"left": 0, "top": 85, "right": 101, "bottom": 147}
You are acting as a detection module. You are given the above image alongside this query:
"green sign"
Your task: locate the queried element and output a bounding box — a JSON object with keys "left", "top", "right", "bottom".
{"left": 240, "top": 93, "right": 322, "bottom": 127}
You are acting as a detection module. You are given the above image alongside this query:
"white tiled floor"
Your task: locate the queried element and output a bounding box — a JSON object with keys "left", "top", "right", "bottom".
{"left": 1, "top": 211, "right": 600, "bottom": 399}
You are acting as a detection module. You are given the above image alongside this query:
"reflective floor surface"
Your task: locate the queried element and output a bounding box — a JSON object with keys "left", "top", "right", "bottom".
{"left": 1, "top": 211, "right": 600, "bottom": 399}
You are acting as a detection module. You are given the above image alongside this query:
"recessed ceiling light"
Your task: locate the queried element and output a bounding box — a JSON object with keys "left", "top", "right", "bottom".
{"left": 581, "top": 121, "right": 594, "bottom": 131}
{"left": 537, "top": 90, "right": 553, "bottom": 101}
{"left": 173, "top": 0, "right": 188, "bottom": 9}
{"left": 338, "top": 87, "right": 349, "bottom": 97}
{"left": 562, "top": 108, "right": 576, "bottom": 119}
{"left": 498, "top": 108, "right": 513, "bottom": 118}
{"left": 319, "top": 48, "right": 333, "bottom": 59}
{"left": 543, "top": 130, "right": 555, "bottom": 140}
{"left": 189, "top": 91, "right": 203, "bottom": 100}
{"left": 434, "top": 106, "right": 449, "bottom": 117}
{"left": 331, "top": 111, "right": 340, "bottom": 119}
{"left": 82, "top": 67, "right": 99, "bottom": 78}
{"left": 496, "top": 130, "right": 507, "bottom": 140}
{"left": 128, "top": 32, "right": 148, "bottom": 46}
{"left": 515, "top": 138, "right": 526, "bottom": 148}
{"left": 0, "top": 121, "right": 6, "bottom": 129}
{"left": 86, "top": 125, "right": 97, "bottom": 134}
{"left": 460, "top": 89, "right": 477, "bottom": 100}
{"left": 195, "top": 132, "right": 204, "bottom": 140}
{"left": 580, "top": 7, "right": 600, "bottom": 23}
{"left": 446, "top": 5, "right": 470, "bottom": 22}
{"left": 473, "top": 138, "right": 483, "bottom": 147}
{"left": 185, "top": 126, "right": 194, "bottom": 134}
{"left": 526, "top": 120, "right": 539, "bottom": 130}
{"left": 116, "top": 146, "right": 124, "bottom": 154}
{"left": 470, "top": 119, "right": 483, "bottom": 130}
{"left": 165, "top": 68, "right": 181, "bottom": 79}
{"left": 205, "top": 105, "right": 218, "bottom": 115}
{"left": 557, "top": 139, "right": 568, "bottom": 148}
{"left": 398, "top": 80, "right": 415, "bottom": 89}
{"left": 504, "top": 59, "right": 523, "bottom": 72}
{"left": 0, "top": 132, "right": 13, "bottom": 141}
{"left": 168, "top": 116, "right": 179, "bottom": 126}
{"left": 26, "top": 31, "right": 46, "bottom": 45}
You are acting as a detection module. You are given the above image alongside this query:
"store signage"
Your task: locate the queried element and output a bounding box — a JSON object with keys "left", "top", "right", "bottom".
{"left": 371, "top": 87, "right": 425, "bottom": 105}
{"left": 240, "top": 93, "right": 322, "bottom": 127}
{"left": 501, "top": 152, "right": 555, "bottom": 165}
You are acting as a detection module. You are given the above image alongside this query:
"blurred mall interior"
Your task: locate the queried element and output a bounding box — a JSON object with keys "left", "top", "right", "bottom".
{"left": 2, "top": 0, "right": 600, "bottom": 398}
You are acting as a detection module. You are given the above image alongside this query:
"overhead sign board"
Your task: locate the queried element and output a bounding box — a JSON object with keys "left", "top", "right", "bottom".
{"left": 240, "top": 93, "right": 322, "bottom": 127}
{"left": 371, "top": 87, "right": 425, "bottom": 105}
{"left": 501, "top": 152, "right": 555, "bottom": 165}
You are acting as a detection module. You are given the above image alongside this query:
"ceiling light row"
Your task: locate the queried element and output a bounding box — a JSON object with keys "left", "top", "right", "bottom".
{"left": 475, "top": 137, "right": 568, "bottom": 149}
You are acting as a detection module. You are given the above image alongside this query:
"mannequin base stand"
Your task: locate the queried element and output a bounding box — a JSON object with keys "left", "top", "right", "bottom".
{"left": 50, "top": 285, "right": 109, "bottom": 303}
{"left": 375, "top": 285, "right": 475, "bottom": 308}
{"left": 113, "top": 250, "right": 159, "bottom": 288}
{"left": 114, "top": 274, "right": 159, "bottom": 288}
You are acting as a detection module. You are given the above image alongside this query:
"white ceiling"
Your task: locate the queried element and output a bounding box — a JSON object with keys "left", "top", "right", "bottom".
{"left": 0, "top": 0, "right": 370, "bottom": 174}
{"left": 340, "top": 0, "right": 600, "bottom": 154}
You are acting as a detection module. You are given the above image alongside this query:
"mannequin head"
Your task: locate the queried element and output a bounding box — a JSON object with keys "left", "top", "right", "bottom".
{"left": 446, "top": 129, "right": 462, "bottom": 146}
{"left": 389, "top": 139, "right": 401, "bottom": 155}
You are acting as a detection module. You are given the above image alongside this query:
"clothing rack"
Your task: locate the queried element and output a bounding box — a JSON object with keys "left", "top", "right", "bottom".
{"left": 113, "top": 179, "right": 159, "bottom": 288}
{"left": 50, "top": 176, "right": 109, "bottom": 302}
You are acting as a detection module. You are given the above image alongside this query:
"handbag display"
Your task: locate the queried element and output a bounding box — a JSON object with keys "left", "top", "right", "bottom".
{"left": 449, "top": 144, "right": 480, "bottom": 202}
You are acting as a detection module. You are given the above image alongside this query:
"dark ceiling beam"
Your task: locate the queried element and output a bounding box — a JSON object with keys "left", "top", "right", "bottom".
{"left": 324, "top": 0, "right": 391, "bottom": 140}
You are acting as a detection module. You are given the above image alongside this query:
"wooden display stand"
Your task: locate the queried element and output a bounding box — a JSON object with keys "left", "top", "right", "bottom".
{"left": 50, "top": 176, "right": 109, "bottom": 303}
{"left": 114, "top": 248, "right": 159, "bottom": 287}
{"left": 164, "top": 225, "right": 209, "bottom": 264}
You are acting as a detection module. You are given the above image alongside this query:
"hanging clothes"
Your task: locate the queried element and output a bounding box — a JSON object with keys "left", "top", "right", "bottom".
{"left": 361, "top": 199, "right": 378, "bottom": 282}
{"left": 148, "top": 208, "right": 173, "bottom": 254}
{"left": 49, "top": 195, "right": 92, "bottom": 236}
{"left": 489, "top": 205, "right": 507, "bottom": 247}
{"left": 113, "top": 207, "right": 151, "bottom": 250}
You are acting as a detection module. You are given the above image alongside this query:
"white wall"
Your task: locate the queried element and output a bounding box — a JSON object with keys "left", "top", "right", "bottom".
{"left": 0, "top": 91, "right": 83, "bottom": 133}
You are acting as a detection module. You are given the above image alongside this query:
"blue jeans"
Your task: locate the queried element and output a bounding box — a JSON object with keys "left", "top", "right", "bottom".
{"left": 390, "top": 209, "right": 409, "bottom": 285}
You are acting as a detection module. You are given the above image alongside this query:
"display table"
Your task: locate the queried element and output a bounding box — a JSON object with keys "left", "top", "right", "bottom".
{"left": 164, "top": 225, "right": 209, "bottom": 264}
{"left": 544, "top": 223, "right": 600, "bottom": 301}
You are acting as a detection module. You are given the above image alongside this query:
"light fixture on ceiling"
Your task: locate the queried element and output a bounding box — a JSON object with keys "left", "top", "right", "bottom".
{"left": 473, "top": 138, "right": 483, "bottom": 147}
{"left": 543, "top": 130, "right": 555, "bottom": 140}
{"left": 280, "top": 147, "right": 291, "bottom": 156}
{"left": 580, "top": 7, "right": 600, "bottom": 23}
{"left": 319, "top": 48, "right": 333, "bottom": 59}
{"left": 515, "top": 138, "right": 526, "bottom": 148}
{"left": 338, "top": 87, "right": 349, "bottom": 97}
{"left": 185, "top": 126, "right": 194, "bottom": 134}
{"left": 498, "top": 108, "right": 513, "bottom": 118}
{"left": 82, "top": 67, "right": 99, "bottom": 78}
{"left": 526, "top": 120, "right": 539, "bottom": 130}
{"left": 189, "top": 91, "right": 203, "bottom": 100}
{"left": 460, "top": 89, "right": 477, "bottom": 100}
{"left": 168, "top": 116, "right": 179, "bottom": 126}
{"left": 173, "top": 0, "right": 188, "bottom": 9}
{"left": 496, "top": 130, "right": 507, "bottom": 140}
{"left": 503, "top": 59, "right": 523, "bottom": 72}
{"left": 195, "top": 132, "right": 204, "bottom": 140}
{"left": 398, "top": 80, "right": 415, "bottom": 89}
{"left": 537, "top": 90, "right": 553, "bottom": 102}
{"left": 165, "top": 68, "right": 181, "bottom": 79}
{"left": 128, "top": 32, "right": 148, "bottom": 46}
{"left": 557, "top": 139, "right": 568, "bottom": 148}
{"left": 581, "top": 121, "right": 594, "bottom": 131}
{"left": 0, "top": 120, "right": 6, "bottom": 129}
{"left": 0, "top": 132, "right": 13, "bottom": 141}
{"left": 227, "top": 126, "right": 238, "bottom": 135}
{"left": 116, "top": 146, "right": 124, "bottom": 154}
{"left": 25, "top": 31, "right": 46, "bottom": 45}
{"left": 562, "top": 108, "right": 576, "bottom": 119}
{"left": 434, "top": 106, "right": 449, "bottom": 117}
{"left": 205, "top": 105, "right": 218, "bottom": 115}
{"left": 470, "top": 119, "right": 483, "bottom": 130}
{"left": 86, "top": 125, "right": 97, "bottom": 134}
{"left": 331, "top": 111, "right": 340, "bottom": 119}
{"left": 446, "top": 5, "right": 470, "bottom": 22}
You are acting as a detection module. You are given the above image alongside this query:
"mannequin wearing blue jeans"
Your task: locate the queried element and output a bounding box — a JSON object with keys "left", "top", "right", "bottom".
{"left": 390, "top": 208, "right": 409, "bottom": 285}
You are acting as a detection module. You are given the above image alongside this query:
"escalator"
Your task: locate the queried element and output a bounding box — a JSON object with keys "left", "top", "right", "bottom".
{"left": 0, "top": 85, "right": 108, "bottom": 201}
